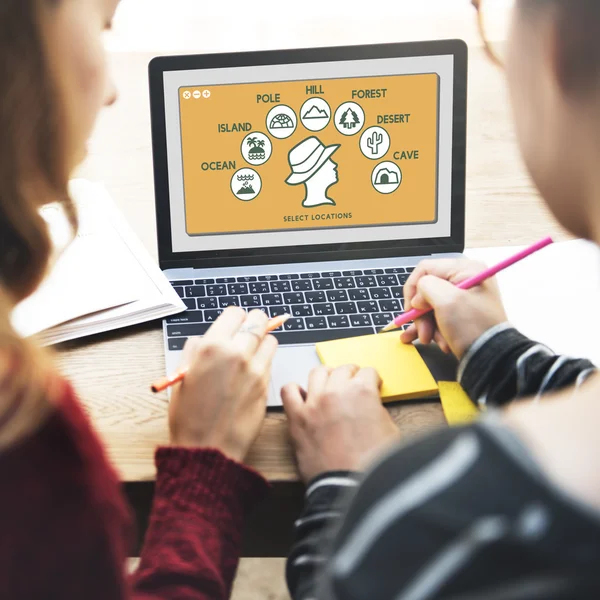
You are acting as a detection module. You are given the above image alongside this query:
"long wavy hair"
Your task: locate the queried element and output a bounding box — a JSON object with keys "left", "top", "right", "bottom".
{"left": 0, "top": 0, "right": 76, "bottom": 444}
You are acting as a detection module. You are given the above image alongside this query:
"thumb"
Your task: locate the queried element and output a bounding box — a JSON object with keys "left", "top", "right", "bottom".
{"left": 413, "top": 275, "right": 462, "bottom": 311}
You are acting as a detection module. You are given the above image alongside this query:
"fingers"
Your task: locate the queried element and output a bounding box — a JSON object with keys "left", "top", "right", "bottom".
{"left": 354, "top": 367, "right": 382, "bottom": 390}
{"left": 203, "top": 306, "right": 247, "bottom": 341}
{"left": 434, "top": 331, "right": 451, "bottom": 354}
{"left": 416, "top": 314, "right": 436, "bottom": 345}
{"left": 306, "top": 366, "right": 331, "bottom": 401}
{"left": 328, "top": 364, "right": 360, "bottom": 388}
{"left": 251, "top": 333, "right": 279, "bottom": 374}
{"left": 400, "top": 324, "right": 418, "bottom": 345}
{"left": 281, "top": 383, "right": 305, "bottom": 419}
{"left": 231, "top": 309, "right": 270, "bottom": 358}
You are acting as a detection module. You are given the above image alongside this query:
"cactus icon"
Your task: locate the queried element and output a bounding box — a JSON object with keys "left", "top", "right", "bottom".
{"left": 366, "top": 131, "right": 383, "bottom": 155}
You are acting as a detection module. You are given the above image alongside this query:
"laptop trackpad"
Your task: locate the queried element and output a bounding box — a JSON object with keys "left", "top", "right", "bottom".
{"left": 268, "top": 345, "right": 321, "bottom": 407}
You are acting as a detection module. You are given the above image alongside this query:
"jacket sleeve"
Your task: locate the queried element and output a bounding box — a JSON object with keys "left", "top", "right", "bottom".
{"left": 130, "top": 448, "right": 269, "bottom": 600}
{"left": 458, "top": 322, "right": 596, "bottom": 408}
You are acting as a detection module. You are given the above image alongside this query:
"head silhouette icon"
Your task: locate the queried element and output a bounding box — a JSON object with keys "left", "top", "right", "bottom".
{"left": 286, "top": 136, "right": 340, "bottom": 208}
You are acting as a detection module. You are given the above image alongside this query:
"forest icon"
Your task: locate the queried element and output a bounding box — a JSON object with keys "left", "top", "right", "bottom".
{"left": 334, "top": 101, "right": 365, "bottom": 136}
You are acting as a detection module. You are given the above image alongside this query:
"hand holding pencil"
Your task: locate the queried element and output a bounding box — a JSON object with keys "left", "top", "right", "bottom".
{"left": 162, "top": 307, "right": 285, "bottom": 461}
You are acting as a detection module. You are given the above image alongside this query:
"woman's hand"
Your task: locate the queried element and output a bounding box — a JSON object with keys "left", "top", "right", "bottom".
{"left": 168, "top": 307, "right": 278, "bottom": 462}
{"left": 400, "top": 258, "right": 508, "bottom": 359}
{"left": 282, "top": 366, "right": 399, "bottom": 483}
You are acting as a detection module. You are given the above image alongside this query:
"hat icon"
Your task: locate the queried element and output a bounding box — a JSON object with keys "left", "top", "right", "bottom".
{"left": 286, "top": 137, "right": 340, "bottom": 185}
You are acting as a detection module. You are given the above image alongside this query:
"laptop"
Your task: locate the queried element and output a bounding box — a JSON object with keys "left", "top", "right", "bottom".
{"left": 149, "top": 40, "right": 467, "bottom": 406}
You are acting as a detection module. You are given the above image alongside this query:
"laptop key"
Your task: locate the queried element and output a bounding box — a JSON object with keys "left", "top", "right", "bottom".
{"left": 406, "top": 267, "right": 416, "bottom": 273}
{"left": 256, "top": 306, "right": 269, "bottom": 315}
{"left": 167, "top": 323, "right": 211, "bottom": 337}
{"left": 204, "top": 309, "right": 223, "bottom": 322}
{"left": 241, "top": 295, "right": 261, "bottom": 307}
{"left": 372, "top": 313, "right": 394, "bottom": 327}
{"left": 356, "top": 276, "right": 376, "bottom": 288}
{"left": 168, "top": 338, "right": 188, "bottom": 351}
{"left": 258, "top": 275, "right": 279, "bottom": 281}
{"left": 271, "top": 281, "right": 292, "bottom": 293}
{"left": 305, "top": 290, "right": 326, "bottom": 303}
{"left": 250, "top": 282, "right": 269, "bottom": 294}
{"left": 271, "top": 328, "right": 373, "bottom": 345}
{"left": 172, "top": 280, "right": 194, "bottom": 286}
{"left": 219, "top": 296, "right": 240, "bottom": 308}
{"left": 197, "top": 297, "right": 218, "bottom": 310}
{"left": 185, "top": 285, "right": 206, "bottom": 298}
{"left": 279, "top": 274, "right": 300, "bottom": 280}
{"left": 380, "top": 299, "right": 402, "bottom": 312}
{"left": 263, "top": 294, "right": 284, "bottom": 306}
{"left": 195, "top": 278, "right": 215, "bottom": 285}
{"left": 313, "top": 278, "right": 334, "bottom": 290}
{"left": 228, "top": 283, "right": 248, "bottom": 295}
{"left": 358, "top": 301, "right": 379, "bottom": 313}
{"left": 342, "top": 270, "right": 363, "bottom": 276}
{"left": 292, "top": 280, "right": 312, "bottom": 292}
{"left": 351, "top": 314, "right": 372, "bottom": 327}
{"left": 183, "top": 298, "right": 196, "bottom": 310}
{"left": 349, "top": 289, "right": 369, "bottom": 301}
{"left": 334, "top": 277, "right": 355, "bottom": 289}
{"left": 173, "top": 287, "right": 185, "bottom": 298}
{"left": 306, "top": 317, "right": 327, "bottom": 329}
{"left": 391, "top": 287, "right": 404, "bottom": 299}
{"left": 236, "top": 276, "right": 257, "bottom": 282}
{"left": 384, "top": 268, "right": 406, "bottom": 274}
{"left": 206, "top": 284, "right": 226, "bottom": 296}
{"left": 300, "top": 273, "right": 321, "bottom": 279}
{"left": 398, "top": 274, "right": 411, "bottom": 284}
{"left": 370, "top": 288, "right": 391, "bottom": 300}
{"left": 327, "top": 290, "right": 348, "bottom": 302}
{"left": 292, "top": 305, "right": 313, "bottom": 317}
{"left": 284, "top": 318, "right": 306, "bottom": 331}
{"left": 283, "top": 292, "right": 304, "bottom": 305}
{"left": 377, "top": 275, "right": 398, "bottom": 286}
{"left": 216, "top": 277, "right": 236, "bottom": 283}
{"left": 314, "top": 303, "right": 335, "bottom": 316}
{"left": 335, "top": 302, "right": 358, "bottom": 315}
{"left": 167, "top": 311, "right": 205, "bottom": 324}
{"left": 321, "top": 271, "right": 341, "bottom": 278}
{"left": 328, "top": 315, "right": 350, "bottom": 328}
{"left": 269, "top": 305, "right": 290, "bottom": 318}
{"left": 364, "top": 269, "right": 384, "bottom": 275}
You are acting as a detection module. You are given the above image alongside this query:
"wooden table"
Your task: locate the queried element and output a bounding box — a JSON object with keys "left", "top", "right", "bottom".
{"left": 56, "top": 46, "right": 568, "bottom": 555}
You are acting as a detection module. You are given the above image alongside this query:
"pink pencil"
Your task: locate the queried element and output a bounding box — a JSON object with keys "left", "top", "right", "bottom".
{"left": 379, "top": 237, "right": 554, "bottom": 333}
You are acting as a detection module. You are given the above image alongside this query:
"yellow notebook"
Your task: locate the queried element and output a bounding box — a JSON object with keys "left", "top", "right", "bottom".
{"left": 316, "top": 333, "right": 438, "bottom": 403}
{"left": 438, "top": 381, "right": 480, "bottom": 426}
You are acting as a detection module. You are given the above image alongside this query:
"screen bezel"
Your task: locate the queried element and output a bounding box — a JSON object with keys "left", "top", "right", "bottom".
{"left": 149, "top": 40, "right": 467, "bottom": 270}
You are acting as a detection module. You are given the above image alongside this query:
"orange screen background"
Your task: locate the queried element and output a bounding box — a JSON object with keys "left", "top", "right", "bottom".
{"left": 179, "top": 73, "right": 439, "bottom": 236}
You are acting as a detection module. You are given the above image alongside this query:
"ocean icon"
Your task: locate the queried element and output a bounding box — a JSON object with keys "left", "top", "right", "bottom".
{"left": 266, "top": 105, "right": 297, "bottom": 139}
{"left": 231, "top": 168, "right": 262, "bottom": 201}
{"left": 300, "top": 98, "right": 331, "bottom": 132}
{"left": 371, "top": 161, "right": 402, "bottom": 194}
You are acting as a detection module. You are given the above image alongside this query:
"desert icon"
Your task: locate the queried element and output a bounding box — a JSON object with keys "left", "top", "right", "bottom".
{"left": 241, "top": 132, "right": 272, "bottom": 166}
{"left": 266, "top": 104, "right": 297, "bottom": 139}
{"left": 372, "top": 161, "right": 402, "bottom": 194}
{"left": 231, "top": 168, "right": 262, "bottom": 201}
{"left": 286, "top": 136, "right": 340, "bottom": 208}
{"left": 334, "top": 101, "right": 365, "bottom": 136}
{"left": 360, "top": 126, "right": 391, "bottom": 160}
{"left": 300, "top": 98, "right": 331, "bottom": 132}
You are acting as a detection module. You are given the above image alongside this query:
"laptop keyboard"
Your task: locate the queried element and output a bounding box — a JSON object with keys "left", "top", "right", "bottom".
{"left": 165, "top": 267, "right": 416, "bottom": 350}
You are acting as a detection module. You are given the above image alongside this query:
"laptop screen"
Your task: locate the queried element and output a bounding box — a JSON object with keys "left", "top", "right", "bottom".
{"left": 162, "top": 54, "right": 455, "bottom": 254}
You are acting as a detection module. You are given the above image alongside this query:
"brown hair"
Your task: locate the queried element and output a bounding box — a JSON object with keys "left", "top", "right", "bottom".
{"left": 522, "top": 0, "right": 600, "bottom": 93}
{"left": 0, "top": 0, "right": 76, "bottom": 446}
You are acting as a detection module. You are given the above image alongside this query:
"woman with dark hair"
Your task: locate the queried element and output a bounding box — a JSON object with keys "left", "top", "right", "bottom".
{"left": 284, "top": 1, "right": 600, "bottom": 598}
{"left": 0, "top": 1, "right": 279, "bottom": 598}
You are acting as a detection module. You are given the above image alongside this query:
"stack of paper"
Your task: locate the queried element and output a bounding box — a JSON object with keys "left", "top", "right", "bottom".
{"left": 11, "top": 180, "right": 185, "bottom": 345}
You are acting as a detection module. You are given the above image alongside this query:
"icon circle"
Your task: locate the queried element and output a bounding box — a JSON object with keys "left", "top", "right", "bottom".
{"left": 192, "top": 90, "right": 201, "bottom": 99}
{"left": 182, "top": 91, "right": 191, "bottom": 100}
{"left": 360, "top": 126, "right": 390, "bottom": 160}
{"left": 300, "top": 98, "right": 331, "bottom": 132}
{"left": 266, "top": 105, "right": 297, "bottom": 139}
{"left": 202, "top": 90, "right": 211, "bottom": 98}
{"left": 231, "top": 168, "right": 262, "bottom": 201}
{"left": 372, "top": 161, "right": 402, "bottom": 194}
{"left": 334, "top": 101, "right": 365, "bottom": 136}
{"left": 241, "top": 132, "right": 272, "bottom": 166}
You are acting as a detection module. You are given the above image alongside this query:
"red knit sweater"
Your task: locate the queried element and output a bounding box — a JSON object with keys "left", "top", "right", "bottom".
{"left": 0, "top": 379, "right": 269, "bottom": 599}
